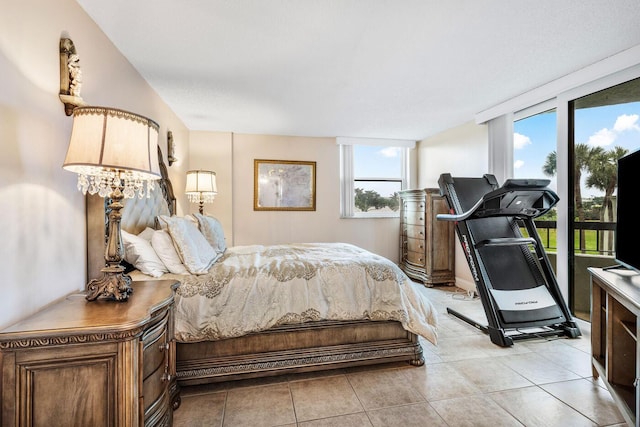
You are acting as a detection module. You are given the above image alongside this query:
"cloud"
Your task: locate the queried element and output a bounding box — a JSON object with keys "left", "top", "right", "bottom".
{"left": 513, "top": 132, "right": 531, "bottom": 149}
{"left": 587, "top": 114, "right": 640, "bottom": 147}
{"left": 613, "top": 114, "right": 640, "bottom": 132}
{"left": 587, "top": 128, "right": 616, "bottom": 147}
{"left": 378, "top": 147, "right": 401, "bottom": 158}
{"left": 514, "top": 160, "right": 524, "bottom": 169}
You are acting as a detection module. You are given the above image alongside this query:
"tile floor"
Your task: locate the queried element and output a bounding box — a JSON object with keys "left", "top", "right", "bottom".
{"left": 173, "top": 284, "right": 628, "bottom": 427}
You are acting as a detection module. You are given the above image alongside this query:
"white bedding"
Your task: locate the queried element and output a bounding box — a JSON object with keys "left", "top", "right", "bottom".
{"left": 132, "top": 242, "right": 438, "bottom": 345}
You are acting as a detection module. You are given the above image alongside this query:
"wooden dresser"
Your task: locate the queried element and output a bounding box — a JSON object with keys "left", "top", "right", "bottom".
{"left": 589, "top": 267, "right": 640, "bottom": 427}
{"left": 399, "top": 188, "right": 455, "bottom": 286}
{"left": 0, "top": 280, "right": 179, "bottom": 427}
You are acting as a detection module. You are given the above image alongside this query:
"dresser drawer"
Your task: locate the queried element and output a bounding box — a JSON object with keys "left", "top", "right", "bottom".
{"left": 403, "top": 200, "right": 425, "bottom": 212}
{"left": 407, "top": 237, "right": 425, "bottom": 254}
{"left": 143, "top": 329, "right": 168, "bottom": 380}
{"left": 405, "top": 225, "right": 425, "bottom": 240}
{"left": 142, "top": 312, "right": 169, "bottom": 379}
{"left": 143, "top": 363, "right": 167, "bottom": 413}
{"left": 406, "top": 250, "right": 425, "bottom": 266}
{"left": 403, "top": 210, "right": 425, "bottom": 226}
{"left": 142, "top": 312, "right": 169, "bottom": 415}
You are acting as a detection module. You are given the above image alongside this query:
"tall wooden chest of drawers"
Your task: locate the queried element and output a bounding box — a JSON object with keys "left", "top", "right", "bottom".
{"left": 399, "top": 189, "right": 455, "bottom": 286}
{"left": 0, "top": 280, "right": 179, "bottom": 427}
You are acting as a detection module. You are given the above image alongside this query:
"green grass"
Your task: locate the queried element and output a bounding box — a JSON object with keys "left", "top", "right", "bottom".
{"left": 523, "top": 227, "right": 613, "bottom": 255}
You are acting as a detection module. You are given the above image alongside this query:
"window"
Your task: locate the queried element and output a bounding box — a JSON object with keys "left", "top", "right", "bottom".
{"left": 513, "top": 108, "right": 557, "bottom": 185}
{"left": 339, "top": 138, "right": 414, "bottom": 218}
{"left": 569, "top": 77, "right": 640, "bottom": 321}
{"left": 513, "top": 108, "right": 559, "bottom": 250}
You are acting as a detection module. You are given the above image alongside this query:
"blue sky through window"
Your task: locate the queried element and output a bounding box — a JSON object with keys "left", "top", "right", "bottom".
{"left": 353, "top": 144, "right": 403, "bottom": 198}
{"left": 354, "top": 145, "right": 402, "bottom": 178}
{"left": 514, "top": 102, "right": 640, "bottom": 198}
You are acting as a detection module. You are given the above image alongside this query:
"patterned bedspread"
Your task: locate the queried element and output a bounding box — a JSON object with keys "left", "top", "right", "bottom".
{"left": 141, "top": 243, "right": 438, "bottom": 345}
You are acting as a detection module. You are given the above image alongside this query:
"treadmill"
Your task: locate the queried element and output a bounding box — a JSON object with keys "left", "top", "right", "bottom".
{"left": 437, "top": 173, "right": 581, "bottom": 347}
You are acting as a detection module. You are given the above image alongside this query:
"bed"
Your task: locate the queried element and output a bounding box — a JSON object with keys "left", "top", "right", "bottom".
{"left": 86, "top": 147, "right": 438, "bottom": 388}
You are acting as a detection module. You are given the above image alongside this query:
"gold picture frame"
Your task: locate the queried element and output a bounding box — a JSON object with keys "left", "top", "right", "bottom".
{"left": 254, "top": 159, "right": 316, "bottom": 211}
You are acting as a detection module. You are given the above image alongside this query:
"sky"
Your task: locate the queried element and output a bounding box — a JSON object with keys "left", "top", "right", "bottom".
{"left": 353, "top": 144, "right": 403, "bottom": 198}
{"left": 514, "top": 101, "right": 640, "bottom": 198}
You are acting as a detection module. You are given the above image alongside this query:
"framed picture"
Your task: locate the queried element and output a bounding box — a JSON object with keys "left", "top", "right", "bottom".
{"left": 254, "top": 159, "right": 316, "bottom": 211}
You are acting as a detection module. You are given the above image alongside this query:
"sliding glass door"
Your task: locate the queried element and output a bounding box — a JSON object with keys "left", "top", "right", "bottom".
{"left": 569, "top": 77, "right": 640, "bottom": 320}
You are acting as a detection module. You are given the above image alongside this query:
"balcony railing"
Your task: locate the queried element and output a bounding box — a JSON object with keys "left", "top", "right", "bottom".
{"left": 530, "top": 220, "right": 616, "bottom": 255}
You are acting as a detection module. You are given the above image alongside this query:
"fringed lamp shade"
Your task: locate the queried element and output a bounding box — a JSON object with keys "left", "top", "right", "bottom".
{"left": 186, "top": 170, "right": 217, "bottom": 213}
{"left": 63, "top": 106, "right": 161, "bottom": 302}
{"left": 63, "top": 106, "right": 160, "bottom": 198}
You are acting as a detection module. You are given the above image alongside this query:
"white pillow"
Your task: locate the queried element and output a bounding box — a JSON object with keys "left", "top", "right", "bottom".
{"left": 158, "top": 215, "right": 220, "bottom": 274}
{"left": 137, "top": 227, "right": 155, "bottom": 242}
{"left": 151, "top": 230, "right": 188, "bottom": 275}
{"left": 157, "top": 214, "right": 198, "bottom": 230}
{"left": 193, "top": 213, "right": 227, "bottom": 254}
{"left": 120, "top": 229, "right": 168, "bottom": 278}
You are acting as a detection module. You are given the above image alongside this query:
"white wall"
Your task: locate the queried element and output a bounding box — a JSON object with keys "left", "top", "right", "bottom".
{"left": 0, "top": 0, "right": 188, "bottom": 329}
{"left": 417, "top": 121, "right": 488, "bottom": 293}
{"left": 220, "top": 133, "right": 402, "bottom": 261}
{"left": 187, "top": 131, "right": 234, "bottom": 242}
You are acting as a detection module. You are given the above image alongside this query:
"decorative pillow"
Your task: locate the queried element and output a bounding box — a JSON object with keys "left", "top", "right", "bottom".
{"left": 151, "top": 230, "right": 189, "bottom": 275}
{"left": 193, "top": 213, "right": 227, "bottom": 254}
{"left": 157, "top": 214, "right": 198, "bottom": 230}
{"left": 158, "top": 215, "right": 220, "bottom": 274}
{"left": 120, "top": 229, "right": 168, "bottom": 278}
{"left": 137, "top": 226, "right": 155, "bottom": 242}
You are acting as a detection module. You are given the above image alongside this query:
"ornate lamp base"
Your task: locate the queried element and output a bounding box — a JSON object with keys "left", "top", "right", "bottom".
{"left": 86, "top": 265, "right": 133, "bottom": 302}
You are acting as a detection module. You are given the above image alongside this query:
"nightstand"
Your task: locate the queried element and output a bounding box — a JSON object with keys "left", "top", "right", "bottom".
{"left": 0, "top": 280, "right": 179, "bottom": 427}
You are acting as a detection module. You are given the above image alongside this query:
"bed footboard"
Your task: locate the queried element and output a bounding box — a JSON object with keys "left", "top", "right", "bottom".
{"left": 176, "top": 320, "right": 423, "bottom": 385}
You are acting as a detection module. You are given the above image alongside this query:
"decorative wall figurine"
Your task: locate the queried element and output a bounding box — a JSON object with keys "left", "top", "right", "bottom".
{"left": 59, "top": 37, "right": 86, "bottom": 116}
{"left": 167, "top": 130, "right": 177, "bottom": 166}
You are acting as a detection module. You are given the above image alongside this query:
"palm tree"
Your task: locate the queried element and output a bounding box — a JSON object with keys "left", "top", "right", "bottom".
{"left": 542, "top": 144, "right": 602, "bottom": 253}
{"left": 542, "top": 150, "right": 557, "bottom": 177}
{"left": 586, "top": 146, "right": 628, "bottom": 253}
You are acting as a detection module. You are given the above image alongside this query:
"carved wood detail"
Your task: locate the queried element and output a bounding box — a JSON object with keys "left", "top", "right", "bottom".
{"left": 0, "top": 281, "right": 178, "bottom": 426}
{"left": 0, "top": 328, "right": 144, "bottom": 350}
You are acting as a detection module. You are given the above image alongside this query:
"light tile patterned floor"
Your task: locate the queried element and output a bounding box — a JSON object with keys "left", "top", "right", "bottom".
{"left": 173, "top": 284, "right": 627, "bottom": 427}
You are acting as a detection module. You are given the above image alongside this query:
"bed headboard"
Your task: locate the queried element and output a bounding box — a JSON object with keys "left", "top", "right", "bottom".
{"left": 86, "top": 145, "right": 176, "bottom": 283}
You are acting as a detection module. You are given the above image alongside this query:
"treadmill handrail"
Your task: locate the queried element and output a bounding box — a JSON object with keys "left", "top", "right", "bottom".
{"left": 475, "top": 237, "right": 537, "bottom": 248}
{"left": 437, "top": 195, "right": 487, "bottom": 222}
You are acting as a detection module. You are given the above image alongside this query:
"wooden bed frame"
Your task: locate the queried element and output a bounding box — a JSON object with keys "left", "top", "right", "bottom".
{"left": 86, "top": 147, "right": 424, "bottom": 387}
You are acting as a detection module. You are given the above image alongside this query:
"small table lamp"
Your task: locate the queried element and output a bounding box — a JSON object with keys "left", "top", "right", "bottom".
{"left": 185, "top": 170, "right": 217, "bottom": 214}
{"left": 63, "top": 106, "right": 161, "bottom": 301}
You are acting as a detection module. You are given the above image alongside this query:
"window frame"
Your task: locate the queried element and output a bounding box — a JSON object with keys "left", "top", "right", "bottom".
{"left": 339, "top": 143, "right": 410, "bottom": 218}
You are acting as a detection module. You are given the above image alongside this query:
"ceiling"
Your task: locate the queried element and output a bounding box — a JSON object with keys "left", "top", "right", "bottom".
{"left": 76, "top": 0, "right": 640, "bottom": 141}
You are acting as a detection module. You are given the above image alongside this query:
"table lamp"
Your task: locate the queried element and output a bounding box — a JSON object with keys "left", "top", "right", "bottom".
{"left": 185, "top": 170, "right": 217, "bottom": 214}
{"left": 63, "top": 106, "right": 160, "bottom": 301}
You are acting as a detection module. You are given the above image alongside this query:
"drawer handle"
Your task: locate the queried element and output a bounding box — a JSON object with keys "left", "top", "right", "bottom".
{"left": 162, "top": 372, "right": 173, "bottom": 382}
{"left": 419, "top": 232, "right": 424, "bottom": 235}
{"left": 419, "top": 217, "right": 423, "bottom": 221}
{"left": 159, "top": 342, "right": 170, "bottom": 352}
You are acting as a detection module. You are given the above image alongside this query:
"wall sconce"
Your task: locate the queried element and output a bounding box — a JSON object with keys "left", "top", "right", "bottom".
{"left": 186, "top": 170, "right": 217, "bottom": 214}
{"left": 63, "top": 106, "right": 161, "bottom": 301}
{"left": 59, "top": 37, "right": 86, "bottom": 116}
{"left": 167, "top": 130, "right": 177, "bottom": 166}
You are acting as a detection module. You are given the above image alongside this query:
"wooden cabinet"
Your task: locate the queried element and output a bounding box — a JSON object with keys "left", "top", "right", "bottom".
{"left": 399, "top": 189, "right": 455, "bottom": 286}
{"left": 589, "top": 267, "right": 640, "bottom": 427}
{"left": 0, "top": 280, "right": 179, "bottom": 427}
